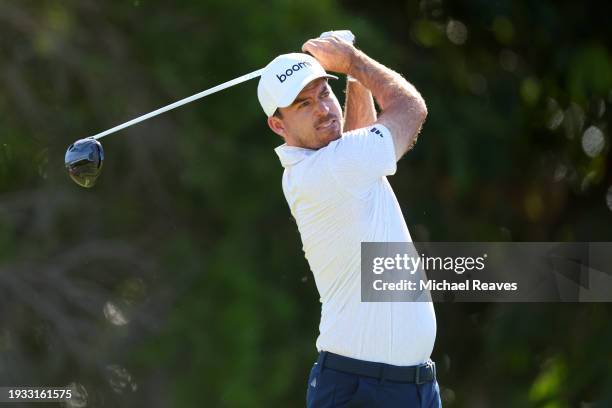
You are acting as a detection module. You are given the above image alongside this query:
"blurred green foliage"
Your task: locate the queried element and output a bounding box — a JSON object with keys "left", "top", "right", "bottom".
{"left": 0, "top": 0, "right": 611, "bottom": 407}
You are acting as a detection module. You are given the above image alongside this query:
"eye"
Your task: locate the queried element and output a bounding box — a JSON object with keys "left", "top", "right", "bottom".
{"left": 321, "top": 90, "right": 330, "bottom": 98}
{"left": 299, "top": 100, "right": 310, "bottom": 108}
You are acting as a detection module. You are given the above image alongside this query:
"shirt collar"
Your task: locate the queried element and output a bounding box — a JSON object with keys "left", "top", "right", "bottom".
{"left": 274, "top": 144, "right": 316, "bottom": 168}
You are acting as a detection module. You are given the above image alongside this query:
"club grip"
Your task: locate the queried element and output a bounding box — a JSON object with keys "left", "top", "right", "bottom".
{"left": 319, "top": 30, "right": 355, "bottom": 44}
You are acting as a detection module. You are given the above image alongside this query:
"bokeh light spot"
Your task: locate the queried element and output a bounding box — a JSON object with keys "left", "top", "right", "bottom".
{"left": 106, "top": 365, "right": 138, "bottom": 393}
{"left": 103, "top": 302, "right": 129, "bottom": 326}
{"left": 520, "top": 77, "right": 541, "bottom": 105}
{"left": 492, "top": 16, "right": 515, "bottom": 44}
{"left": 65, "top": 382, "right": 88, "bottom": 408}
{"left": 412, "top": 20, "right": 444, "bottom": 47}
{"left": 606, "top": 186, "right": 612, "bottom": 211}
{"left": 581, "top": 126, "right": 605, "bottom": 157}
{"left": 446, "top": 20, "right": 468, "bottom": 45}
{"left": 546, "top": 99, "right": 564, "bottom": 130}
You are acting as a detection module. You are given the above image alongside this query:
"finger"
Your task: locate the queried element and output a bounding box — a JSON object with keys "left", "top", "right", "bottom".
{"left": 301, "top": 41, "right": 319, "bottom": 54}
{"left": 301, "top": 40, "right": 314, "bottom": 52}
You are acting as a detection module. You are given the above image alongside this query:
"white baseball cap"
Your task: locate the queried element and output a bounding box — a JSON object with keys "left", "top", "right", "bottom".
{"left": 257, "top": 53, "right": 338, "bottom": 117}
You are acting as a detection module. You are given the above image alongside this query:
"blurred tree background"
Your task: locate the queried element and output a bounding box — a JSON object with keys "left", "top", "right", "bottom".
{"left": 1, "top": 0, "right": 611, "bottom": 407}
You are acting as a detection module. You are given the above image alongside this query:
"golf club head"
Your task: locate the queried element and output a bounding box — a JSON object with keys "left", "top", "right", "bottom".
{"left": 65, "top": 138, "right": 104, "bottom": 188}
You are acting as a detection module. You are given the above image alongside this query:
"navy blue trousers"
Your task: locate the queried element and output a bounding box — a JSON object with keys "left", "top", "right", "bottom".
{"left": 306, "top": 354, "right": 442, "bottom": 408}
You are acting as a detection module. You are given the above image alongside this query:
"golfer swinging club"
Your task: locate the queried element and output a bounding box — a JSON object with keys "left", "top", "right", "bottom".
{"left": 257, "top": 34, "right": 440, "bottom": 407}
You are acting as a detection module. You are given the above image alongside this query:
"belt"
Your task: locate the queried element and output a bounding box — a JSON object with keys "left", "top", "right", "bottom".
{"left": 318, "top": 352, "right": 436, "bottom": 384}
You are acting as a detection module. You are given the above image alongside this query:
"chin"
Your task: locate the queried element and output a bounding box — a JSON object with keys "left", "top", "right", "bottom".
{"left": 317, "top": 123, "right": 341, "bottom": 144}
{"left": 312, "top": 132, "right": 340, "bottom": 149}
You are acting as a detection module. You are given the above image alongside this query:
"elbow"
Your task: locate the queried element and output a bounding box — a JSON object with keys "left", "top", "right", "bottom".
{"left": 416, "top": 97, "right": 428, "bottom": 124}
{"left": 393, "top": 95, "right": 428, "bottom": 123}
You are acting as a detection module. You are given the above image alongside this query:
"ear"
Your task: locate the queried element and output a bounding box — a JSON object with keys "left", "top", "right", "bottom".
{"left": 267, "top": 116, "right": 287, "bottom": 139}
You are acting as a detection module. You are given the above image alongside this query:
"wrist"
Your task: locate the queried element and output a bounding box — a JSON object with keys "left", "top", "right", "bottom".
{"left": 346, "top": 49, "right": 363, "bottom": 80}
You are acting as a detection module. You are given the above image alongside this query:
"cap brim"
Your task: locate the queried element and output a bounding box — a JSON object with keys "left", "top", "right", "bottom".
{"left": 276, "top": 73, "right": 338, "bottom": 109}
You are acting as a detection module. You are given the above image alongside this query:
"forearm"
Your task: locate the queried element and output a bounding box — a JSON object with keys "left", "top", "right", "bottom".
{"left": 343, "top": 78, "right": 377, "bottom": 132}
{"left": 347, "top": 50, "right": 426, "bottom": 114}
{"left": 347, "top": 50, "right": 427, "bottom": 157}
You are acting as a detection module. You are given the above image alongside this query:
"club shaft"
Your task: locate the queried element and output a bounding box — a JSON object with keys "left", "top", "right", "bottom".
{"left": 91, "top": 68, "right": 264, "bottom": 140}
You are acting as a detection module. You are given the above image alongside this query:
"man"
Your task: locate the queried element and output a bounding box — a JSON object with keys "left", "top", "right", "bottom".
{"left": 257, "top": 35, "right": 440, "bottom": 407}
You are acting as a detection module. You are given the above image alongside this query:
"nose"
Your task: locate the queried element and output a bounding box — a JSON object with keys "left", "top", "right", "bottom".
{"left": 314, "top": 100, "right": 331, "bottom": 117}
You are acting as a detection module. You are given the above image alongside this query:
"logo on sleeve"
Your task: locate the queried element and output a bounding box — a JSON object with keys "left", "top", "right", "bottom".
{"left": 370, "top": 127, "right": 383, "bottom": 137}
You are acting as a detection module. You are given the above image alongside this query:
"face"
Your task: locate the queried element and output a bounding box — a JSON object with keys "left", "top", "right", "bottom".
{"left": 267, "top": 78, "right": 343, "bottom": 149}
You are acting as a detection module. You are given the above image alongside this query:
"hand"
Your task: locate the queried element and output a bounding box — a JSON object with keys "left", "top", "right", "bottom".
{"left": 301, "top": 35, "right": 357, "bottom": 75}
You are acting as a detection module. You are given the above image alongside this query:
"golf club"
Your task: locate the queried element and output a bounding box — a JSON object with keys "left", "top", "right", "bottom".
{"left": 65, "top": 30, "right": 354, "bottom": 188}
{"left": 64, "top": 68, "right": 263, "bottom": 188}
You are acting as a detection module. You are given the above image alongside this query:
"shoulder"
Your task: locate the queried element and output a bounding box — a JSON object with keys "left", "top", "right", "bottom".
{"left": 336, "top": 124, "right": 394, "bottom": 148}
{"left": 339, "top": 124, "right": 393, "bottom": 140}
{"left": 323, "top": 124, "right": 396, "bottom": 163}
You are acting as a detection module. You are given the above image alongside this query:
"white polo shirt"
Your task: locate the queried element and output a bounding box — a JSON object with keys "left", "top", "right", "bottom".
{"left": 275, "top": 124, "right": 436, "bottom": 366}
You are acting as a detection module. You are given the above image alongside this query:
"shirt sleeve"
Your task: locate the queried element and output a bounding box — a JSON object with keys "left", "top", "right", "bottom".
{"left": 325, "top": 124, "right": 397, "bottom": 196}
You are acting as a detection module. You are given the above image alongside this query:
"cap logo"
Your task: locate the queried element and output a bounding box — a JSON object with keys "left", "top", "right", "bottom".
{"left": 276, "top": 61, "right": 313, "bottom": 83}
